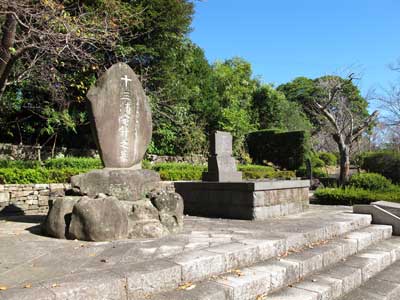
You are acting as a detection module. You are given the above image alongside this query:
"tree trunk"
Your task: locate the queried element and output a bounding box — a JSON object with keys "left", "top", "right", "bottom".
{"left": 338, "top": 145, "right": 350, "bottom": 186}
{"left": 0, "top": 12, "right": 17, "bottom": 98}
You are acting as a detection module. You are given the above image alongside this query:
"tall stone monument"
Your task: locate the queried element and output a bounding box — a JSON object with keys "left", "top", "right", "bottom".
{"left": 42, "top": 63, "right": 184, "bottom": 241}
{"left": 202, "top": 131, "right": 242, "bottom": 182}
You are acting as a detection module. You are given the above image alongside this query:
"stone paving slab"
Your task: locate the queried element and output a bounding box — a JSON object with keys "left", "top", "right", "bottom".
{"left": 0, "top": 205, "right": 371, "bottom": 299}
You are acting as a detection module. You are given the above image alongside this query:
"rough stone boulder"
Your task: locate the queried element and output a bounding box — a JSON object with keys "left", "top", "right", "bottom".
{"left": 70, "top": 169, "right": 160, "bottom": 201}
{"left": 42, "top": 189, "right": 184, "bottom": 241}
{"left": 42, "top": 197, "right": 81, "bottom": 239}
{"left": 69, "top": 196, "right": 129, "bottom": 241}
{"left": 148, "top": 189, "right": 184, "bottom": 233}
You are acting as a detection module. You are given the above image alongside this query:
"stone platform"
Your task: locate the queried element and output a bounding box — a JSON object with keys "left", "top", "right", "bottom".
{"left": 175, "top": 180, "right": 310, "bottom": 220}
{"left": 1, "top": 205, "right": 399, "bottom": 300}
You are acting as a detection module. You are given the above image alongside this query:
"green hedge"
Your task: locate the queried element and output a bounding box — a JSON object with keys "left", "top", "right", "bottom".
{"left": 157, "top": 163, "right": 296, "bottom": 181}
{"left": 361, "top": 151, "right": 400, "bottom": 183}
{"left": 246, "top": 129, "right": 309, "bottom": 170}
{"left": 43, "top": 157, "right": 103, "bottom": 169}
{"left": 348, "top": 173, "right": 392, "bottom": 191}
{"left": 314, "top": 187, "right": 400, "bottom": 206}
{"left": 0, "top": 167, "right": 90, "bottom": 184}
{"left": 0, "top": 159, "right": 296, "bottom": 183}
{"left": 296, "top": 166, "right": 328, "bottom": 178}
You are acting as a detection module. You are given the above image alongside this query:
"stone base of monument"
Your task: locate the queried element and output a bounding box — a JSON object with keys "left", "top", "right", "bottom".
{"left": 174, "top": 180, "right": 310, "bottom": 220}
{"left": 70, "top": 168, "right": 161, "bottom": 201}
{"left": 42, "top": 169, "right": 184, "bottom": 241}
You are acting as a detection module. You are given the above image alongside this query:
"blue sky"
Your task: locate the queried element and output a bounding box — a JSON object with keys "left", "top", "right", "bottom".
{"left": 190, "top": 0, "right": 400, "bottom": 110}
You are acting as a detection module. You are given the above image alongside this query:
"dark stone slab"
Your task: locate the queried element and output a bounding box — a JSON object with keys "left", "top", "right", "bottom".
{"left": 87, "top": 62, "right": 152, "bottom": 168}
{"left": 175, "top": 180, "right": 310, "bottom": 220}
{"left": 71, "top": 168, "right": 160, "bottom": 201}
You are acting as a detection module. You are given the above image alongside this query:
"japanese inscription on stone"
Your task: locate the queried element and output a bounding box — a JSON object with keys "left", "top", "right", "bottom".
{"left": 87, "top": 63, "right": 152, "bottom": 168}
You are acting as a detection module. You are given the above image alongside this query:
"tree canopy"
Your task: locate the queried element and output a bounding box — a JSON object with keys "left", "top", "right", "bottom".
{"left": 0, "top": 0, "right": 381, "bottom": 164}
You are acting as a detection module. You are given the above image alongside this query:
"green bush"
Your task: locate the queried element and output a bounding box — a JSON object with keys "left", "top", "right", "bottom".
{"left": 0, "top": 160, "right": 41, "bottom": 169}
{"left": 151, "top": 162, "right": 206, "bottom": 172}
{"left": 246, "top": 129, "right": 309, "bottom": 170}
{"left": 361, "top": 151, "right": 400, "bottom": 183}
{"left": 159, "top": 169, "right": 203, "bottom": 181}
{"left": 314, "top": 187, "right": 400, "bottom": 206}
{"left": 296, "top": 166, "right": 328, "bottom": 178}
{"left": 44, "top": 157, "right": 102, "bottom": 169}
{"left": 348, "top": 173, "right": 392, "bottom": 191}
{"left": 317, "top": 152, "right": 337, "bottom": 166}
{"left": 0, "top": 167, "right": 90, "bottom": 184}
{"left": 154, "top": 163, "right": 296, "bottom": 181}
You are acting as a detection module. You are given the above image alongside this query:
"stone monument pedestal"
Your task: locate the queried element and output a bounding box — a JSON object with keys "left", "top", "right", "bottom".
{"left": 175, "top": 180, "right": 310, "bottom": 220}
{"left": 175, "top": 131, "right": 310, "bottom": 220}
{"left": 70, "top": 168, "right": 161, "bottom": 201}
{"left": 41, "top": 63, "right": 184, "bottom": 241}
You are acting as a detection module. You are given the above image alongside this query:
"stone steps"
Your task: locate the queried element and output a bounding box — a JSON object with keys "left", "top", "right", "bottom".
{"left": 143, "top": 224, "right": 393, "bottom": 300}
{"left": 0, "top": 211, "right": 372, "bottom": 300}
{"left": 339, "top": 260, "right": 400, "bottom": 300}
{"left": 267, "top": 236, "right": 400, "bottom": 300}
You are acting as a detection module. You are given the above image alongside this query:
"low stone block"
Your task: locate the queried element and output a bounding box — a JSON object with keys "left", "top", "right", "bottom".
{"left": 42, "top": 270, "right": 126, "bottom": 300}
{"left": 112, "top": 260, "right": 181, "bottom": 298}
{"left": 213, "top": 267, "right": 270, "bottom": 300}
{"left": 170, "top": 250, "right": 225, "bottom": 282}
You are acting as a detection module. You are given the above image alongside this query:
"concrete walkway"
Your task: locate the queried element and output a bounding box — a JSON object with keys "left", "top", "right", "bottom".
{"left": 0, "top": 206, "right": 376, "bottom": 299}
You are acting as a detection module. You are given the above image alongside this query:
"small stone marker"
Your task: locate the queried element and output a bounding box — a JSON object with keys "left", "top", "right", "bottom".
{"left": 202, "top": 131, "right": 242, "bottom": 182}
{"left": 87, "top": 62, "right": 152, "bottom": 168}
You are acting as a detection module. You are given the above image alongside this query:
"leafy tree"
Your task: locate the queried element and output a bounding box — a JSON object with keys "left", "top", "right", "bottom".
{"left": 252, "top": 84, "right": 311, "bottom": 131}
{"left": 211, "top": 58, "right": 258, "bottom": 155}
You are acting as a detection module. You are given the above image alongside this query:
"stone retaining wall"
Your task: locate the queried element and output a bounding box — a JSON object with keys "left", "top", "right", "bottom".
{"left": 0, "top": 183, "right": 71, "bottom": 215}
{"left": 0, "top": 143, "right": 97, "bottom": 161}
{"left": 0, "top": 143, "right": 206, "bottom": 164}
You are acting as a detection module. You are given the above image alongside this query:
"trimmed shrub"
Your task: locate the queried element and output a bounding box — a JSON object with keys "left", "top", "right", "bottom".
{"left": 44, "top": 157, "right": 103, "bottom": 169}
{"left": 296, "top": 166, "right": 328, "bottom": 178}
{"left": 317, "top": 152, "right": 337, "bottom": 166}
{"left": 246, "top": 129, "right": 309, "bottom": 170}
{"left": 0, "top": 167, "right": 89, "bottom": 184}
{"left": 159, "top": 169, "right": 203, "bottom": 181}
{"left": 348, "top": 173, "right": 392, "bottom": 191}
{"left": 361, "top": 151, "right": 400, "bottom": 183}
{"left": 0, "top": 160, "right": 41, "bottom": 169}
{"left": 314, "top": 187, "right": 400, "bottom": 206}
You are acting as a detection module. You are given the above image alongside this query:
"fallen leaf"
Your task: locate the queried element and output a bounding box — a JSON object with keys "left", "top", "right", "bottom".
{"left": 233, "top": 269, "right": 244, "bottom": 277}
{"left": 0, "top": 285, "right": 7, "bottom": 291}
{"left": 177, "top": 282, "right": 196, "bottom": 290}
{"left": 24, "top": 284, "right": 32, "bottom": 288}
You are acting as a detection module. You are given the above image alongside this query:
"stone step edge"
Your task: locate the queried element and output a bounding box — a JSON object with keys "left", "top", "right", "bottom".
{"left": 339, "top": 260, "right": 400, "bottom": 300}
{"left": 266, "top": 237, "right": 400, "bottom": 300}
{"left": 0, "top": 213, "right": 373, "bottom": 300}
{"left": 144, "top": 224, "right": 393, "bottom": 300}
